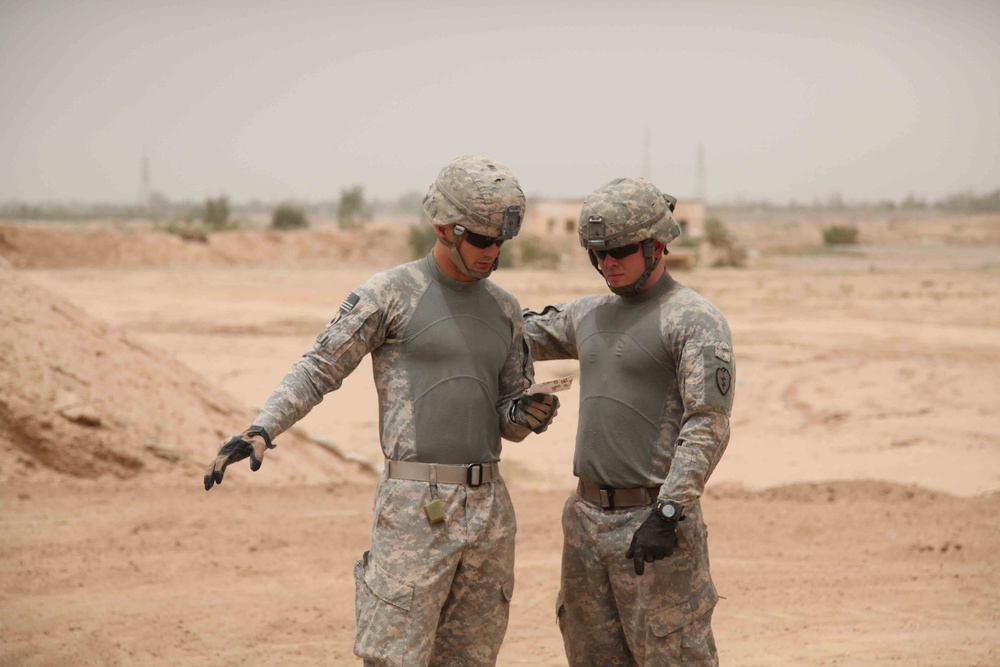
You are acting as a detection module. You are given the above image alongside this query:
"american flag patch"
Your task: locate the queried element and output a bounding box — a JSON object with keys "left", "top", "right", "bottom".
{"left": 339, "top": 292, "right": 360, "bottom": 315}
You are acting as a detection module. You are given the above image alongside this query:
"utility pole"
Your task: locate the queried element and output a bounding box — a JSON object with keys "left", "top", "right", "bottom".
{"left": 642, "top": 127, "right": 651, "bottom": 181}
{"left": 696, "top": 141, "right": 707, "bottom": 202}
{"left": 139, "top": 148, "right": 151, "bottom": 209}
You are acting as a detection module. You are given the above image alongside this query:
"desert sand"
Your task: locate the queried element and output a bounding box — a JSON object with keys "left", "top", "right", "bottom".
{"left": 2, "top": 214, "right": 999, "bottom": 666}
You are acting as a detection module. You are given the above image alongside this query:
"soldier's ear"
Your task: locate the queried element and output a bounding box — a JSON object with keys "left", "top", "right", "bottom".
{"left": 653, "top": 241, "right": 666, "bottom": 258}
{"left": 433, "top": 224, "right": 450, "bottom": 241}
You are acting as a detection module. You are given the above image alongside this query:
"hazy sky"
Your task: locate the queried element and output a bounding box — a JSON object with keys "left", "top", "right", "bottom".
{"left": 2, "top": 0, "right": 998, "bottom": 205}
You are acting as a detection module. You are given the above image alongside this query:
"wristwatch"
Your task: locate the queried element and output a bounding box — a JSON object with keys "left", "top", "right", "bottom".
{"left": 655, "top": 499, "right": 683, "bottom": 522}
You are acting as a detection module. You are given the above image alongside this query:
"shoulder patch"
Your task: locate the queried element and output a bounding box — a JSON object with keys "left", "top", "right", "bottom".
{"left": 339, "top": 292, "right": 361, "bottom": 316}
{"left": 716, "top": 367, "right": 732, "bottom": 395}
{"left": 702, "top": 344, "right": 736, "bottom": 410}
{"left": 714, "top": 344, "right": 732, "bottom": 364}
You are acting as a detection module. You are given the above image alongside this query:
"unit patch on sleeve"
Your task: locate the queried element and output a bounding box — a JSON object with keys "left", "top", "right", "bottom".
{"left": 716, "top": 367, "right": 732, "bottom": 395}
{"left": 702, "top": 344, "right": 736, "bottom": 410}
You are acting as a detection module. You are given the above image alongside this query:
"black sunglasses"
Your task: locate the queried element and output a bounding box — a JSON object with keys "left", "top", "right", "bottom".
{"left": 456, "top": 226, "right": 505, "bottom": 249}
{"left": 593, "top": 243, "right": 640, "bottom": 261}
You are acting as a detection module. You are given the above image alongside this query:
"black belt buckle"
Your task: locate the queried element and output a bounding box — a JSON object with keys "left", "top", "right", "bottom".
{"left": 467, "top": 463, "right": 484, "bottom": 487}
{"left": 599, "top": 485, "right": 616, "bottom": 510}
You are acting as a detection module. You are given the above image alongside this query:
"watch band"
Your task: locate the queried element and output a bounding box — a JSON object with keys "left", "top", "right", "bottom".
{"left": 245, "top": 425, "right": 273, "bottom": 448}
{"left": 655, "top": 499, "right": 683, "bottom": 522}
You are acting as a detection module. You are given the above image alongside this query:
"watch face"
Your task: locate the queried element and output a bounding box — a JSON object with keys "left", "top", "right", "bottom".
{"left": 660, "top": 502, "right": 676, "bottom": 519}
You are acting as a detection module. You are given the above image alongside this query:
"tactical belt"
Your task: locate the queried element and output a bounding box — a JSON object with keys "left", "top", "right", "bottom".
{"left": 384, "top": 460, "right": 501, "bottom": 487}
{"left": 578, "top": 480, "right": 660, "bottom": 510}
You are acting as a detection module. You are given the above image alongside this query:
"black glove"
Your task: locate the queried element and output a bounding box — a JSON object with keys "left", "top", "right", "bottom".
{"left": 510, "top": 393, "right": 560, "bottom": 433}
{"left": 625, "top": 509, "right": 679, "bottom": 575}
{"left": 203, "top": 426, "right": 275, "bottom": 491}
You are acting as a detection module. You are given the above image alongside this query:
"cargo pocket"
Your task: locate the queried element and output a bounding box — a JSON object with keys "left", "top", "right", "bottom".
{"left": 555, "top": 589, "right": 567, "bottom": 633}
{"left": 491, "top": 574, "right": 515, "bottom": 647}
{"left": 353, "top": 551, "right": 415, "bottom": 665}
{"left": 501, "top": 575, "right": 515, "bottom": 604}
{"left": 646, "top": 581, "right": 719, "bottom": 665}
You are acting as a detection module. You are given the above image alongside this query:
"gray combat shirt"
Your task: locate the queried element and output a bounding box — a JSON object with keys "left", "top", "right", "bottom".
{"left": 254, "top": 254, "right": 534, "bottom": 463}
{"left": 524, "top": 274, "right": 735, "bottom": 505}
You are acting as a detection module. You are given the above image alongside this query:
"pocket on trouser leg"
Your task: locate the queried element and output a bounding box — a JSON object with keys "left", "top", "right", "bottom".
{"left": 485, "top": 575, "right": 515, "bottom": 653}
{"left": 555, "top": 589, "right": 566, "bottom": 633}
{"left": 645, "top": 583, "right": 719, "bottom": 666}
{"left": 555, "top": 589, "right": 586, "bottom": 666}
{"left": 354, "top": 551, "right": 415, "bottom": 666}
{"left": 502, "top": 575, "right": 514, "bottom": 603}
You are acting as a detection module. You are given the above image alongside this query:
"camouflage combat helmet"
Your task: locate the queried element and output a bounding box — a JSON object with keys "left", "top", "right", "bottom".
{"left": 578, "top": 177, "right": 680, "bottom": 296}
{"left": 422, "top": 155, "right": 526, "bottom": 279}
{"left": 578, "top": 177, "right": 680, "bottom": 250}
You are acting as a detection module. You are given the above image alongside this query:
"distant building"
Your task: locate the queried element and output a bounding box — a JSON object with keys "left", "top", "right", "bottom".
{"left": 525, "top": 197, "right": 706, "bottom": 241}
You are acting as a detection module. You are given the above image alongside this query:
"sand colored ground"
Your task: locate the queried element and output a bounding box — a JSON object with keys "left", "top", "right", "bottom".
{"left": 2, "top": 215, "right": 999, "bottom": 665}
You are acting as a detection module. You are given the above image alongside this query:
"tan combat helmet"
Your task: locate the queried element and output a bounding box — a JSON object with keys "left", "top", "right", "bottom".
{"left": 578, "top": 177, "right": 680, "bottom": 296}
{"left": 422, "top": 155, "right": 526, "bottom": 279}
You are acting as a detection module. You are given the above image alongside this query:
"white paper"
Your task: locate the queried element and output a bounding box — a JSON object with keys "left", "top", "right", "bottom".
{"left": 526, "top": 376, "right": 575, "bottom": 395}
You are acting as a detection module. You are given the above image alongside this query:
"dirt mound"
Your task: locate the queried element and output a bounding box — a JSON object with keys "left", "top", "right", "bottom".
{"left": 0, "top": 222, "right": 413, "bottom": 270}
{"left": 0, "top": 266, "right": 371, "bottom": 485}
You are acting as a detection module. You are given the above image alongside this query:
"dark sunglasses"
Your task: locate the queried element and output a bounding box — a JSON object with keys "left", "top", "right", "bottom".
{"left": 593, "top": 243, "right": 640, "bottom": 261}
{"left": 456, "top": 226, "right": 505, "bottom": 249}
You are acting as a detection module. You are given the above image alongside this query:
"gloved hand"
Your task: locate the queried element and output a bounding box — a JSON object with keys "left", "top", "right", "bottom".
{"left": 510, "top": 393, "right": 560, "bottom": 434}
{"left": 204, "top": 426, "right": 275, "bottom": 491}
{"left": 625, "top": 509, "right": 679, "bottom": 575}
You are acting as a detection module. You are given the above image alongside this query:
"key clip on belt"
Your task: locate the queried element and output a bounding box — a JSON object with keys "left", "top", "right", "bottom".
{"left": 599, "top": 485, "right": 616, "bottom": 510}
{"left": 467, "top": 463, "right": 484, "bottom": 487}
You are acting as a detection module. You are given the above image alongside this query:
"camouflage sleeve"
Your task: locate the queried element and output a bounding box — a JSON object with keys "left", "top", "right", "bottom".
{"left": 522, "top": 303, "right": 578, "bottom": 361}
{"left": 252, "top": 287, "right": 388, "bottom": 439}
{"left": 661, "top": 337, "right": 735, "bottom": 507}
{"left": 493, "top": 292, "right": 534, "bottom": 442}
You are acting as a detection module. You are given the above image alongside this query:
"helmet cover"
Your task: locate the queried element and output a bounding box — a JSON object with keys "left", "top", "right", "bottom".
{"left": 578, "top": 177, "right": 680, "bottom": 249}
{"left": 422, "top": 155, "right": 526, "bottom": 239}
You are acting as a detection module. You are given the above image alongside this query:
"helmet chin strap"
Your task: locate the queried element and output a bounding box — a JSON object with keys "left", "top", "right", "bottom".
{"left": 589, "top": 240, "right": 659, "bottom": 297}
{"left": 441, "top": 235, "right": 497, "bottom": 280}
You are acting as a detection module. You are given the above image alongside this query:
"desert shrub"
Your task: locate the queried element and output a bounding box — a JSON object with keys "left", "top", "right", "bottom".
{"left": 822, "top": 225, "right": 859, "bottom": 245}
{"left": 515, "top": 239, "right": 561, "bottom": 269}
{"left": 272, "top": 204, "right": 309, "bottom": 230}
{"left": 162, "top": 217, "right": 208, "bottom": 243}
{"left": 177, "top": 227, "right": 208, "bottom": 243}
{"left": 338, "top": 185, "right": 372, "bottom": 230}
{"left": 704, "top": 217, "right": 747, "bottom": 267}
{"left": 203, "top": 196, "right": 235, "bottom": 231}
{"left": 704, "top": 218, "right": 731, "bottom": 247}
{"left": 408, "top": 224, "right": 438, "bottom": 258}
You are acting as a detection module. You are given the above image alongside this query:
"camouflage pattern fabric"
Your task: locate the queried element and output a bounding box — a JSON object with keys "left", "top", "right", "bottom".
{"left": 249, "top": 252, "right": 534, "bottom": 664}
{"left": 355, "top": 477, "right": 516, "bottom": 666}
{"left": 578, "top": 177, "right": 681, "bottom": 249}
{"left": 524, "top": 271, "right": 733, "bottom": 666}
{"left": 524, "top": 273, "right": 734, "bottom": 503}
{"left": 421, "top": 155, "right": 526, "bottom": 237}
{"left": 253, "top": 253, "right": 534, "bottom": 459}
{"left": 558, "top": 496, "right": 718, "bottom": 666}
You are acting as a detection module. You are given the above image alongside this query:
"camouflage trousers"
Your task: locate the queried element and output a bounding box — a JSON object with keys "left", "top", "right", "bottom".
{"left": 354, "top": 476, "right": 516, "bottom": 667}
{"left": 557, "top": 493, "right": 719, "bottom": 667}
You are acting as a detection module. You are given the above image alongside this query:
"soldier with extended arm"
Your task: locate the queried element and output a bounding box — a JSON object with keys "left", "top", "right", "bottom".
{"left": 524, "top": 178, "right": 734, "bottom": 666}
{"left": 205, "top": 155, "right": 558, "bottom": 667}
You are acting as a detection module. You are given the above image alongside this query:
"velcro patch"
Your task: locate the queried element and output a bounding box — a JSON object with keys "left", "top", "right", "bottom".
{"left": 702, "top": 345, "right": 735, "bottom": 410}
{"left": 339, "top": 292, "right": 361, "bottom": 316}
